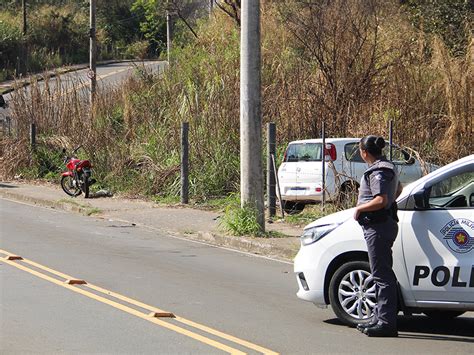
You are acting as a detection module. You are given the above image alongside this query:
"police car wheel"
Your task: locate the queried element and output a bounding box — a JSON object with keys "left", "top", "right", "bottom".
{"left": 423, "top": 310, "right": 465, "bottom": 320}
{"left": 329, "top": 261, "right": 376, "bottom": 327}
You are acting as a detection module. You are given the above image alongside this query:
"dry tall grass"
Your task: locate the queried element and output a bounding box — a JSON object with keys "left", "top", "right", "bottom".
{"left": 0, "top": 2, "right": 472, "bottom": 199}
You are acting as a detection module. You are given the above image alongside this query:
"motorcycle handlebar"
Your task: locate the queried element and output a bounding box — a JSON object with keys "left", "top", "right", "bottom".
{"left": 63, "top": 145, "right": 84, "bottom": 164}
{"left": 72, "top": 145, "right": 83, "bottom": 154}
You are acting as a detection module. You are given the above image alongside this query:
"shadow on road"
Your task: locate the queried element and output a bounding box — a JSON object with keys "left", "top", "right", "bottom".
{"left": 324, "top": 314, "right": 474, "bottom": 342}
{"left": 397, "top": 315, "right": 474, "bottom": 341}
{"left": 0, "top": 183, "right": 18, "bottom": 188}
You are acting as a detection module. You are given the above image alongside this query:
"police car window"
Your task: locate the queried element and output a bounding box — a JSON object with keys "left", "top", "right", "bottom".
{"left": 429, "top": 171, "right": 474, "bottom": 208}
{"left": 285, "top": 143, "right": 322, "bottom": 162}
{"left": 345, "top": 143, "right": 364, "bottom": 162}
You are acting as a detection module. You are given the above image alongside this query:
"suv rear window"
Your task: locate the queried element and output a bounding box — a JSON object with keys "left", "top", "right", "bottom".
{"left": 284, "top": 143, "right": 322, "bottom": 162}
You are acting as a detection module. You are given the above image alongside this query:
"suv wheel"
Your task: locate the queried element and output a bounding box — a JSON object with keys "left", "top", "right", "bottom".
{"left": 337, "top": 181, "right": 358, "bottom": 208}
{"left": 329, "top": 261, "right": 376, "bottom": 326}
{"left": 282, "top": 201, "right": 305, "bottom": 214}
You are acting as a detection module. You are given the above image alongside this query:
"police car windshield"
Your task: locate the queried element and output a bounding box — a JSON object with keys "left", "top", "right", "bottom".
{"left": 285, "top": 143, "right": 323, "bottom": 162}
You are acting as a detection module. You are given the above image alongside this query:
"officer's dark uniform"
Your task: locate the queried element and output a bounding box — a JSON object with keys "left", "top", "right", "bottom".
{"left": 357, "top": 158, "right": 399, "bottom": 328}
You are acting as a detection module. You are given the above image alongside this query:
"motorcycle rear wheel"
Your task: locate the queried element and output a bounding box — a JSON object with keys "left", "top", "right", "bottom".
{"left": 61, "top": 175, "right": 81, "bottom": 197}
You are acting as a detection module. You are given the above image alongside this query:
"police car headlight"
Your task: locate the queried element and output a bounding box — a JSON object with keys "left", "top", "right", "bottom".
{"left": 300, "top": 223, "right": 341, "bottom": 246}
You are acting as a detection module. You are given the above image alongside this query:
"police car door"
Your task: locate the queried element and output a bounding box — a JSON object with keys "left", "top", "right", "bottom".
{"left": 400, "top": 162, "right": 474, "bottom": 305}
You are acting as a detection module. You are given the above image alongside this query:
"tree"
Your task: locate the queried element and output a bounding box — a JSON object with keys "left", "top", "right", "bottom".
{"left": 215, "top": 0, "right": 240, "bottom": 26}
{"left": 279, "top": 0, "right": 398, "bottom": 136}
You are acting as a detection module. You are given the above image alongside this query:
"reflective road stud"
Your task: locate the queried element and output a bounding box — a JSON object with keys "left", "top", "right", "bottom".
{"left": 149, "top": 311, "right": 176, "bottom": 318}
{"left": 6, "top": 255, "right": 23, "bottom": 260}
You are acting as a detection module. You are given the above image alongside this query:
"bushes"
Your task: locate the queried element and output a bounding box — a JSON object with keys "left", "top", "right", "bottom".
{"left": 29, "top": 5, "right": 89, "bottom": 64}
{"left": 124, "top": 41, "right": 150, "bottom": 60}
{"left": 0, "top": 12, "right": 22, "bottom": 78}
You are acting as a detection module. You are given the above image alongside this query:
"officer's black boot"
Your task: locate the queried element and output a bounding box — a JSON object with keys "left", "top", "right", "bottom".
{"left": 356, "top": 320, "right": 377, "bottom": 332}
{"left": 363, "top": 324, "right": 398, "bottom": 337}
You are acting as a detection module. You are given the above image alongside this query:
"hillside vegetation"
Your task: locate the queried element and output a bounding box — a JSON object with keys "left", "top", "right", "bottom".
{"left": 0, "top": 0, "right": 175, "bottom": 80}
{"left": 1, "top": 0, "right": 472, "bottom": 204}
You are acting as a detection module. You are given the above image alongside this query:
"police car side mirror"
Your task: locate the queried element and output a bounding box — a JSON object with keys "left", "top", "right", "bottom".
{"left": 413, "top": 189, "right": 429, "bottom": 210}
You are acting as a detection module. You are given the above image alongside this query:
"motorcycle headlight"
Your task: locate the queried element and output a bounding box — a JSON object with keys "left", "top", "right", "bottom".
{"left": 300, "top": 223, "right": 341, "bottom": 246}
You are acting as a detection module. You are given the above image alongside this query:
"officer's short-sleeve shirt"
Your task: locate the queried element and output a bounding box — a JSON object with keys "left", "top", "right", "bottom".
{"left": 357, "top": 161, "right": 398, "bottom": 207}
{"left": 369, "top": 169, "right": 395, "bottom": 198}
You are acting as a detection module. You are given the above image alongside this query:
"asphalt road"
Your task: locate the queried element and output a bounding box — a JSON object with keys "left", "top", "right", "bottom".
{"left": 1, "top": 198, "right": 473, "bottom": 354}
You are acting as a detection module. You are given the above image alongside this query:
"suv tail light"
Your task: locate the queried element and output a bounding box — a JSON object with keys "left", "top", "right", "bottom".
{"left": 324, "top": 143, "right": 337, "bottom": 161}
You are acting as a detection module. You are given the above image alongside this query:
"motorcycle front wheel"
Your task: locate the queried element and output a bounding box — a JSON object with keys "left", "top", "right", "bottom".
{"left": 61, "top": 175, "right": 81, "bottom": 197}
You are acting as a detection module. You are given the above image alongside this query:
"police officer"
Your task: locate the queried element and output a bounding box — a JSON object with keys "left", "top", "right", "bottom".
{"left": 353, "top": 135, "right": 403, "bottom": 337}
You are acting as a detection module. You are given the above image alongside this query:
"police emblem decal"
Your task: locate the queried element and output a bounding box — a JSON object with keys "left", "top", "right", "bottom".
{"left": 441, "top": 219, "right": 474, "bottom": 254}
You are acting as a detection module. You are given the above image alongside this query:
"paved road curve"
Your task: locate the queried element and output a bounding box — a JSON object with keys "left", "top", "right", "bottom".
{"left": 0, "top": 61, "right": 164, "bottom": 127}
{"left": 1, "top": 198, "right": 473, "bottom": 354}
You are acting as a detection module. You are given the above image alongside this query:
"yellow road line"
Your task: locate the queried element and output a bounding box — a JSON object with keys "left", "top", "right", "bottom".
{"left": 0, "top": 257, "right": 245, "bottom": 355}
{"left": 0, "top": 249, "right": 279, "bottom": 354}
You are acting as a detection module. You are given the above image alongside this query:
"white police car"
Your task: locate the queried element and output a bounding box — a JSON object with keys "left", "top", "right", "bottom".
{"left": 294, "top": 155, "right": 474, "bottom": 326}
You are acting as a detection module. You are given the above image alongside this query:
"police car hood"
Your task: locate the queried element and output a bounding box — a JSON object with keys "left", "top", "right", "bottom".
{"left": 304, "top": 208, "right": 355, "bottom": 230}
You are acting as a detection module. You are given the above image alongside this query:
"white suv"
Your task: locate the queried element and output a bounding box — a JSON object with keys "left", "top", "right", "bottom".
{"left": 294, "top": 155, "right": 474, "bottom": 326}
{"left": 277, "top": 138, "right": 435, "bottom": 212}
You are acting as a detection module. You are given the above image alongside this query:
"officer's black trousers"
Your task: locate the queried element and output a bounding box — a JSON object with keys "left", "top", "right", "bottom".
{"left": 363, "top": 218, "right": 399, "bottom": 328}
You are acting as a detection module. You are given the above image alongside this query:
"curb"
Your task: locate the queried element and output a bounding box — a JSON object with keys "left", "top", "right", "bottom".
{"left": 0, "top": 189, "right": 296, "bottom": 263}
{"left": 191, "top": 232, "right": 297, "bottom": 262}
{"left": 0, "top": 188, "right": 94, "bottom": 215}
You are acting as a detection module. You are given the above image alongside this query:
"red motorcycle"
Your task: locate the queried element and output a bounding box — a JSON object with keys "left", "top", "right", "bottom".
{"left": 60, "top": 146, "right": 94, "bottom": 198}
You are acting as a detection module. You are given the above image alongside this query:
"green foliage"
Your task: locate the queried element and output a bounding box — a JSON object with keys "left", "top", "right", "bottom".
{"left": 124, "top": 40, "right": 150, "bottom": 59}
{"left": 97, "top": 0, "right": 142, "bottom": 44}
{"left": 0, "top": 12, "right": 22, "bottom": 76}
{"left": 131, "top": 0, "right": 167, "bottom": 55}
{"left": 29, "top": 5, "right": 89, "bottom": 63}
{"left": 220, "top": 200, "right": 264, "bottom": 237}
{"left": 403, "top": 0, "right": 473, "bottom": 55}
{"left": 21, "top": 145, "right": 64, "bottom": 179}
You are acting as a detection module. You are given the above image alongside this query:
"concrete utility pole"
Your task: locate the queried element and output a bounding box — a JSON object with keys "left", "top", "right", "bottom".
{"left": 21, "top": 0, "right": 27, "bottom": 75}
{"left": 89, "top": 0, "right": 97, "bottom": 104}
{"left": 240, "top": 0, "right": 264, "bottom": 231}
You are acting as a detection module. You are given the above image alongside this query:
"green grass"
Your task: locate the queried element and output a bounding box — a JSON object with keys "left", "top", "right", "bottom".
{"left": 153, "top": 195, "right": 181, "bottom": 205}
{"left": 220, "top": 205, "right": 264, "bottom": 237}
{"left": 194, "top": 194, "right": 240, "bottom": 210}
{"left": 283, "top": 204, "right": 340, "bottom": 227}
